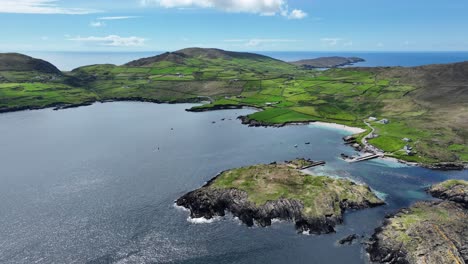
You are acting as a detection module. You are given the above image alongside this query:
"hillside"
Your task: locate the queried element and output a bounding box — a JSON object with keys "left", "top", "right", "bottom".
{"left": 0, "top": 53, "right": 61, "bottom": 74}
{"left": 125, "top": 47, "right": 287, "bottom": 67}
{"left": 352, "top": 63, "right": 468, "bottom": 164}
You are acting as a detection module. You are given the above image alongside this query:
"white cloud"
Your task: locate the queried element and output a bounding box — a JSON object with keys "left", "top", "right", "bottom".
{"left": 321, "top": 38, "right": 342, "bottom": 47}
{"left": 288, "top": 9, "right": 307, "bottom": 19}
{"left": 225, "top": 38, "right": 297, "bottom": 47}
{"left": 141, "top": 0, "right": 307, "bottom": 18}
{"left": 0, "top": 0, "right": 98, "bottom": 14}
{"left": 343, "top": 41, "right": 353, "bottom": 47}
{"left": 68, "top": 35, "right": 146, "bottom": 47}
{"left": 90, "top": 21, "right": 105, "bottom": 27}
{"left": 97, "top": 16, "right": 140, "bottom": 20}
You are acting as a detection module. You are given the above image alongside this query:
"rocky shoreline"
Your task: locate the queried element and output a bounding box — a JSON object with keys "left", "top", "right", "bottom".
{"left": 238, "top": 115, "right": 316, "bottom": 128}
{"left": 185, "top": 104, "right": 245, "bottom": 112}
{"left": 342, "top": 135, "right": 467, "bottom": 171}
{"left": 367, "top": 180, "right": 468, "bottom": 264}
{"left": 176, "top": 163, "right": 384, "bottom": 234}
{"left": 0, "top": 96, "right": 207, "bottom": 114}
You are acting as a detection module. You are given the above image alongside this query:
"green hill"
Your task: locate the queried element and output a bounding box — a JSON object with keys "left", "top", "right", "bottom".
{"left": 125, "top": 47, "right": 288, "bottom": 67}
{"left": 0, "top": 53, "right": 61, "bottom": 74}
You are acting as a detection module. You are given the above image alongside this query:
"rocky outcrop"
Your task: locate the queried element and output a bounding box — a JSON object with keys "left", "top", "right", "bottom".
{"left": 367, "top": 179, "right": 468, "bottom": 264}
{"left": 338, "top": 234, "right": 360, "bottom": 245}
{"left": 176, "top": 163, "right": 384, "bottom": 234}
{"left": 177, "top": 187, "right": 342, "bottom": 234}
{"left": 428, "top": 180, "right": 468, "bottom": 208}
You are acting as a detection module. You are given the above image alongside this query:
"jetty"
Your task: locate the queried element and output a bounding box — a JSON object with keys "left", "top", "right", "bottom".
{"left": 346, "top": 153, "right": 382, "bottom": 163}
{"left": 302, "top": 160, "right": 326, "bottom": 168}
{"left": 286, "top": 158, "right": 326, "bottom": 169}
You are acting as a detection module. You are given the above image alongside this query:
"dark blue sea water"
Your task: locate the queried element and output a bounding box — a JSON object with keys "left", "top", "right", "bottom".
{"left": 23, "top": 51, "right": 468, "bottom": 71}
{"left": 0, "top": 103, "right": 466, "bottom": 264}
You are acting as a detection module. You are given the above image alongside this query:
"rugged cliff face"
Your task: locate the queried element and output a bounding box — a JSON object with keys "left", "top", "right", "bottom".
{"left": 428, "top": 180, "right": 468, "bottom": 208}
{"left": 367, "top": 180, "right": 468, "bottom": 264}
{"left": 176, "top": 163, "right": 384, "bottom": 234}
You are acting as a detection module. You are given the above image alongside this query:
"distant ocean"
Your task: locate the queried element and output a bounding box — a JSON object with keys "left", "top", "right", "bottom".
{"left": 23, "top": 51, "right": 468, "bottom": 71}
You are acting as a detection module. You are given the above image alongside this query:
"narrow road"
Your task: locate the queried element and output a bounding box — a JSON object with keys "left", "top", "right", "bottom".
{"left": 362, "top": 120, "right": 384, "bottom": 155}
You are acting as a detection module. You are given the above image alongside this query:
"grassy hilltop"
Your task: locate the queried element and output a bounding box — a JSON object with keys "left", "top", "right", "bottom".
{"left": 0, "top": 48, "right": 467, "bottom": 165}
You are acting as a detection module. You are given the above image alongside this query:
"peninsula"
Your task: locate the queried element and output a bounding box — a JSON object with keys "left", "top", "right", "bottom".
{"left": 176, "top": 161, "right": 384, "bottom": 234}
{"left": 290, "top": 56, "right": 365, "bottom": 68}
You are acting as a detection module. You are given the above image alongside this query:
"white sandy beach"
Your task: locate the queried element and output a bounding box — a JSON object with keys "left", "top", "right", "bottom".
{"left": 309, "top": 121, "right": 366, "bottom": 134}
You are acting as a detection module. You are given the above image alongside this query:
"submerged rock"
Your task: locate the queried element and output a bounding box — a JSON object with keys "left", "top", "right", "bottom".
{"left": 338, "top": 234, "right": 360, "bottom": 245}
{"left": 423, "top": 162, "right": 466, "bottom": 171}
{"left": 176, "top": 163, "right": 384, "bottom": 234}
{"left": 367, "top": 179, "right": 468, "bottom": 264}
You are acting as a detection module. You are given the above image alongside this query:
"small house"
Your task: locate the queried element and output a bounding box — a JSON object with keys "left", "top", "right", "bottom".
{"left": 369, "top": 117, "right": 377, "bottom": 121}
{"left": 404, "top": 145, "right": 413, "bottom": 151}
{"left": 379, "top": 119, "right": 389, "bottom": 124}
{"left": 402, "top": 138, "right": 412, "bottom": 142}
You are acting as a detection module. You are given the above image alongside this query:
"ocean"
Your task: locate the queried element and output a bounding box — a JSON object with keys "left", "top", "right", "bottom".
{"left": 0, "top": 103, "right": 466, "bottom": 263}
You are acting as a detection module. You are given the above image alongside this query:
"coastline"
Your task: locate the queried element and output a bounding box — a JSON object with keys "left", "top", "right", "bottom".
{"left": 1, "top": 101, "right": 465, "bottom": 170}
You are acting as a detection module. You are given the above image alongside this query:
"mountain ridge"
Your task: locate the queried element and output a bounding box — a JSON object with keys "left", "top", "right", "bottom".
{"left": 124, "top": 47, "right": 288, "bottom": 67}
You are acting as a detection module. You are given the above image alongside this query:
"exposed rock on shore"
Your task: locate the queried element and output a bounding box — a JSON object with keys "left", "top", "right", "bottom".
{"left": 186, "top": 104, "right": 244, "bottom": 112}
{"left": 428, "top": 180, "right": 468, "bottom": 208}
{"left": 367, "top": 179, "right": 468, "bottom": 264}
{"left": 238, "top": 115, "right": 313, "bottom": 128}
{"left": 176, "top": 163, "right": 384, "bottom": 234}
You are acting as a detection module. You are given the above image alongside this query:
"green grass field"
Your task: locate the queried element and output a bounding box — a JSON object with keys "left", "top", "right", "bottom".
{"left": 210, "top": 163, "right": 383, "bottom": 217}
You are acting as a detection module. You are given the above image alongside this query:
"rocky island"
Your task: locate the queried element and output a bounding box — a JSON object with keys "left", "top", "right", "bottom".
{"left": 367, "top": 179, "right": 468, "bottom": 264}
{"left": 176, "top": 161, "right": 384, "bottom": 234}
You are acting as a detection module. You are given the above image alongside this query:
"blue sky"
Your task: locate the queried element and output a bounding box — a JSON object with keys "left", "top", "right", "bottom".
{"left": 1, "top": 0, "right": 467, "bottom": 52}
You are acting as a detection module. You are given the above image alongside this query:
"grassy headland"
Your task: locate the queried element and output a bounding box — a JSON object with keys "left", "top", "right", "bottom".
{"left": 176, "top": 161, "right": 384, "bottom": 233}
{"left": 210, "top": 163, "right": 383, "bottom": 218}
{"left": 0, "top": 48, "right": 466, "bottom": 165}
